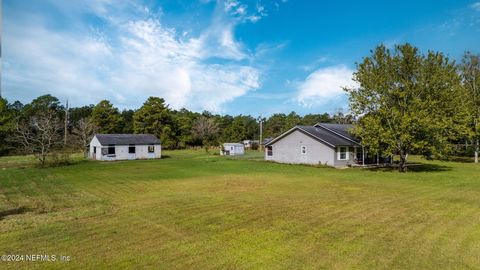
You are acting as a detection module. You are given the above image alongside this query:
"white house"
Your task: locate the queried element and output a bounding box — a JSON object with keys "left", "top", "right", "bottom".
{"left": 265, "top": 123, "right": 365, "bottom": 168}
{"left": 89, "top": 134, "right": 161, "bottom": 161}
{"left": 220, "top": 143, "right": 245, "bottom": 156}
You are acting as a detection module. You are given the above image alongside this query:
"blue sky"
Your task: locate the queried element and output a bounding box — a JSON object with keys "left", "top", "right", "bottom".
{"left": 3, "top": 0, "right": 480, "bottom": 116}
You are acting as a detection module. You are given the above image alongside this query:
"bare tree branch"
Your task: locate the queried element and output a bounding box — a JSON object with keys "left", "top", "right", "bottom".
{"left": 12, "top": 111, "right": 61, "bottom": 166}
{"left": 72, "top": 117, "right": 98, "bottom": 157}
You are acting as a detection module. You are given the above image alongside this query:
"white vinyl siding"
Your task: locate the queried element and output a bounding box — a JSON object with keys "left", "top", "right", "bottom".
{"left": 89, "top": 135, "right": 161, "bottom": 161}
{"left": 265, "top": 130, "right": 335, "bottom": 166}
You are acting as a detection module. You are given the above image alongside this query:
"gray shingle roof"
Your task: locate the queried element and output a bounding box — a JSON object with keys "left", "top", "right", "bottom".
{"left": 95, "top": 134, "right": 161, "bottom": 145}
{"left": 266, "top": 123, "right": 361, "bottom": 147}
{"left": 315, "top": 123, "right": 354, "bottom": 139}
{"left": 261, "top": 137, "right": 273, "bottom": 145}
{"left": 298, "top": 126, "right": 360, "bottom": 147}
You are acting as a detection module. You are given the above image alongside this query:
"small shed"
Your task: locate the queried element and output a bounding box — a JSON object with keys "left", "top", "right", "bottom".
{"left": 89, "top": 134, "right": 161, "bottom": 161}
{"left": 220, "top": 143, "right": 245, "bottom": 156}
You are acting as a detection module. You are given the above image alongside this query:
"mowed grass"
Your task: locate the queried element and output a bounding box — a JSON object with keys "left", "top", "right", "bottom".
{"left": 0, "top": 150, "right": 480, "bottom": 269}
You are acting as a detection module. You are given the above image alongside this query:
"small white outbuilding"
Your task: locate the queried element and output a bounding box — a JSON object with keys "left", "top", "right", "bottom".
{"left": 220, "top": 143, "right": 245, "bottom": 156}
{"left": 89, "top": 134, "right": 161, "bottom": 161}
{"left": 242, "top": 139, "right": 259, "bottom": 148}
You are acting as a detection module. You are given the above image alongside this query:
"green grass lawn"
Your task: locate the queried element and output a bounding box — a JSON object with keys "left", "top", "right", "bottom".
{"left": 1, "top": 150, "right": 479, "bottom": 269}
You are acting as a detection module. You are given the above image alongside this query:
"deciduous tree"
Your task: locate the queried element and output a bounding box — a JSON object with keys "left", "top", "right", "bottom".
{"left": 72, "top": 117, "right": 98, "bottom": 157}
{"left": 301, "top": 113, "right": 332, "bottom": 125}
{"left": 346, "top": 44, "right": 464, "bottom": 171}
{"left": 460, "top": 52, "right": 480, "bottom": 163}
{"left": 13, "top": 110, "right": 61, "bottom": 166}
{"left": 192, "top": 116, "right": 219, "bottom": 151}
{"left": 264, "top": 113, "right": 287, "bottom": 138}
{"left": 23, "top": 94, "right": 62, "bottom": 118}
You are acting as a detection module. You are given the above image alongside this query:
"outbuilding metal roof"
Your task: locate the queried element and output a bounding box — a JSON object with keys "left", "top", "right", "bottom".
{"left": 223, "top": 143, "right": 244, "bottom": 146}
{"left": 95, "top": 134, "right": 161, "bottom": 145}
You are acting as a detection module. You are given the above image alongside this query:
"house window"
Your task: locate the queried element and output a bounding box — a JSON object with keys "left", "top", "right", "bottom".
{"left": 128, "top": 145, "right": 136, "bottom": 154}
{"left": 266, "top": 146, "right": 273, "bottom": 156}
{"left": 338, "top": 146, "right": 348, "bottom": 160}
{"left": 108, "top": 145, "right": 115, "bottom": 155}
{"left": 148, "top": 145, "right": 155, "bottom": 153}
{"left": 93, "top": 147, "right": 96, "bottom": 154}
{"left": 301, "top": 146, "right": 307, "bottom": 155}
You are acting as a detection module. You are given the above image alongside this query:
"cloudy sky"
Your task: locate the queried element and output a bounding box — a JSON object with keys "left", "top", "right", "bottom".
{"left": 3, "top": 0, "right": 480, "bottom": 116}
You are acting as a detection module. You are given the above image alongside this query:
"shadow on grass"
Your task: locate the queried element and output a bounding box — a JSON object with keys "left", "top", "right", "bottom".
{"left": 367, "top": 163, "right": 452, "bottom": 172}
{"left": 161, "top": 155, "right": 172, "bottom": 159}
{"left": 446, "top": 156, "right": 475, "bottom": 163}
{"left": 0, "top": 207, "right": 31, "bottom": 220}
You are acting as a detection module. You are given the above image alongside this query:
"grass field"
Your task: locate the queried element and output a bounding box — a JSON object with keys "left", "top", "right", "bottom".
{"left": 1, "top": 150, "right": 480, "bottom": 269}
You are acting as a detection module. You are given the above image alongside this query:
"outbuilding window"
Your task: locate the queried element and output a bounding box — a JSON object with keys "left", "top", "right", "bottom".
{"left": 128, "top": 145, "right": 136, "bottom": 154}
{"left": 93, "top": 147, "right": 96, "bottom": 154}
{"left": 108, "top": 145, "right": 115, "bottom": 155}
{"left": 148, "top": 145, "right": 155, "bottom": 153}
{"left": 266, "top": 146, "right": 273, "bottom": 156}
{"left": 338, "top": 146, "right": 348, "bottom": 160}
{"left": 301, "top": 146, "right": 307, "bottom": 155}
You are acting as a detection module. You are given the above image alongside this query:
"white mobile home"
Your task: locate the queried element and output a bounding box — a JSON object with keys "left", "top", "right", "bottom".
{"left": 89, "top": 134, "right": 161, "bottom": 161}
{"left": 220, "top": 143, "right": 245, "bottom": 156}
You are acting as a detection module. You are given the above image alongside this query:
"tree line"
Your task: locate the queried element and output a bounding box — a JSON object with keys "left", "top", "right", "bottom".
{"left": 0, "top": 94, "right": 352, "bottom": 165}
{"left": 1, "top": 43, "right": 478, "bottom": 170}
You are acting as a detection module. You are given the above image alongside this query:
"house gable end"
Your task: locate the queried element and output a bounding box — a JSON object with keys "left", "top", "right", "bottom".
{"left": 267, "top": 127, "right": 336, "bottom": 148}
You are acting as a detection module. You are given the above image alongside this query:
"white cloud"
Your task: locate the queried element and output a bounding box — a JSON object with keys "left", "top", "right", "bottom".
{"left": 223, "top": 0, "right": 268, "bottom": 23}
{"left": 471, "top": 2, "right": 480, "bottom": 11}
{"left": 112, "top": 19, "right": 259, "bottom": 110}
{"left": 3, "top": 0, "right": 265, "bottom": 112}
{"left": 299, "top": 56, "right": 330, "bottom": 71}
{"left": 296, "top": 65, "right": 357, "bottom": 107}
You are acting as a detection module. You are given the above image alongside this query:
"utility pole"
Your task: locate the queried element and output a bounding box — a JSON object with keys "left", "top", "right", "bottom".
{"left": 64, "top": 99, "right": 68, "bottom": 146}
{"left": 258, "top": 116, "right": 263, "bottom": 151}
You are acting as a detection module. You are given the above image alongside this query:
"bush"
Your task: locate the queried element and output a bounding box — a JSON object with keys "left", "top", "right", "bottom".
{"left": 46, "top": 151, "right": 73, "bottom": 167}
{"left": 250, "top": 142, "right": 259, "bottom": 150}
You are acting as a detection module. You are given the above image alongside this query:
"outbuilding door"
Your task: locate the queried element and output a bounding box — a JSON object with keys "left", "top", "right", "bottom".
{"left": 147, "top": 145, "right": 155, "bottom": 159}
{"left": 128, "top": 145, "right": 136, "bottom": 160}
